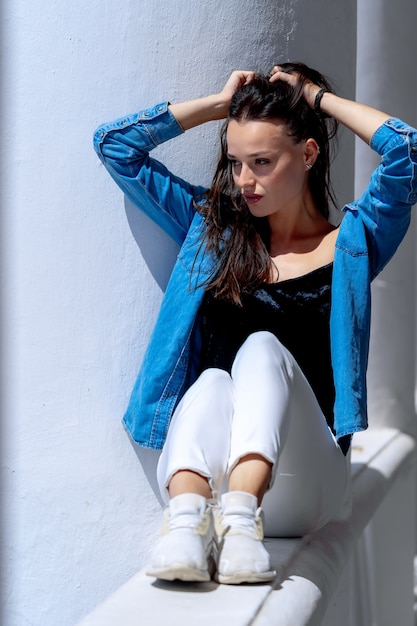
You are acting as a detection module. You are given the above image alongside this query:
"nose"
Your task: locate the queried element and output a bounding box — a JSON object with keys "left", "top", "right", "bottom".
{"left": 237, "top": 164, "right": 256, "bottom": 191}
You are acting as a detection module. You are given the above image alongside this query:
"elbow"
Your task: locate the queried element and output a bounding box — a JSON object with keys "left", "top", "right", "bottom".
{"left": 93, "top": 124, "right": 108, "bottom": 160}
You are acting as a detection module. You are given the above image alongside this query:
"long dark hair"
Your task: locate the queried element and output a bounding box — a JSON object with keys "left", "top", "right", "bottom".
{"left": 198, "top": 62, "right": 338, "bottom": 305}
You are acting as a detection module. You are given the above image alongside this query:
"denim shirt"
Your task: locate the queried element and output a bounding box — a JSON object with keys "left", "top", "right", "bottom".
{"left": 94, "top": 103, "right": 417, "bottom": 449}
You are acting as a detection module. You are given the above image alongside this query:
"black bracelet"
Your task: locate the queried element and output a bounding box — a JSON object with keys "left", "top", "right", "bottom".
{"left": 314, "top": 88, "right": 330, "bottom": 117}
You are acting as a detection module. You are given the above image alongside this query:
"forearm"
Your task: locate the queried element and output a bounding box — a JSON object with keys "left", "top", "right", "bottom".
{"left": 169, "top": 93, "right": 230, "bottom": 131}
{"left": 94, "top": 103, "right": 184, "bottom": 168}
{"left": 319, "top": 92, "right": 391, "bottom": 144}
{"left": 93, "top": 104, "right": 205, "bottom": 244}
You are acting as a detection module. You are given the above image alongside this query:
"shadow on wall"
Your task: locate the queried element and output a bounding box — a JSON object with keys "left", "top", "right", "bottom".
{"left": 124, "top": 197, "right": 181, "bottom": 507}
{"left": 124, "top": 198, "right": 179, "bottom": 291}
{"left": 130, "top": 440, "right": 164, "bottom": 506}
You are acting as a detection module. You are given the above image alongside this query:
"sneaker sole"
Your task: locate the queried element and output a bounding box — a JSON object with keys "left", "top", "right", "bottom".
{"left": 146, "top": 564, "right": 211, "bottom": 582}
{"left": 216, "top": 569, "right": 276, "bottom": 585}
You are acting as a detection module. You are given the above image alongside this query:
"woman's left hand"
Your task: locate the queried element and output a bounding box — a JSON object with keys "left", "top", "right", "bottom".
{"left": 269, "top": 65, "right": 321, "bottom": 110}
{"left": 270, "top": 64, "right": 391, "bottom": 144}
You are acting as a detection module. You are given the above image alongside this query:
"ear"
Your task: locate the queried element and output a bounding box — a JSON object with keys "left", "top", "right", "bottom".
{"left": 304, "top": 138, "right": 320, "bottom": 168}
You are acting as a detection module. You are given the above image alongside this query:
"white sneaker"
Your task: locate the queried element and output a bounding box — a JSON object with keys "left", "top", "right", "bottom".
{"left": 146, "top": 493, "right": 216, "bottom": 582}
{"left": 214, "top": 491, "right": 276, "bottom": 584}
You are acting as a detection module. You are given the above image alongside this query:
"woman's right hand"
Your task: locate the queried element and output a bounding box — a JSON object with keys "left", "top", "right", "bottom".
{"left": 169, "top": 70, "right": 255, "bottom": 130}
{"left": 218, "top": 70, "right": 256, "bottom": 108}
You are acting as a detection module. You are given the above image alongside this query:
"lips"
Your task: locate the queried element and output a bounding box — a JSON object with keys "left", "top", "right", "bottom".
{"left": 243, "top": 194, "right": 263, "bottom": 204}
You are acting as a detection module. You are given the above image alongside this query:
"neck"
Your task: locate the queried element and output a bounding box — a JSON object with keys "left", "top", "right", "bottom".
{"left": 267, "top": 203, "right": 333, "bottom": 256}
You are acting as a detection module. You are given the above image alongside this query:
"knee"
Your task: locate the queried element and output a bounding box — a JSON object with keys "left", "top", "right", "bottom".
{"left": 192, "top": 368, "right": 235, "bottom": 409}
{"left": 198, "top": 368, "right": 232, "bottom": 390}
{"left": 235, "top": 331, "right": 292, "bottom": 372}
{"left": 242, "top": 331, "right": 279, "bottom": 351}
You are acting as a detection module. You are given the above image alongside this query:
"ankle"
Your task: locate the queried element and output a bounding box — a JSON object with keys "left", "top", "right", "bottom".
{"left": 168, "top": 470, "right": 212, "bottom": 499}
{"left": 228, "top": 455, "right": 272, "bottom": 502}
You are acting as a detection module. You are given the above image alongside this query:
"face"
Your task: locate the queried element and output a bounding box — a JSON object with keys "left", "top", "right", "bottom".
{"left": 226, "top": 119, "right": 313, "bottom": 221}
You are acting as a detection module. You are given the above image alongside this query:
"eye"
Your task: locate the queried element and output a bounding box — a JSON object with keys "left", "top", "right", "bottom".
{"left": 228, "top": 158, "right": 241, "bottom": 169}
{"left": 255, "top": 158, "right": 270, "bottom": 166}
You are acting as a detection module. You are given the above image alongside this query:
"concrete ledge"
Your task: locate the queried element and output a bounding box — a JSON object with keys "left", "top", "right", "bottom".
{"left": 77, "top": 428, "right": 415, "bottom": 626}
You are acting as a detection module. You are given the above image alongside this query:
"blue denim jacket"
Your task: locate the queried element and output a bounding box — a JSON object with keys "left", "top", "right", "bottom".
{"left": 94, "top": 103, "right": 417, "bottom": 449}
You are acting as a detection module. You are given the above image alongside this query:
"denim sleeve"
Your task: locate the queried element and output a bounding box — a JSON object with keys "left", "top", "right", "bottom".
{"left": 343, "top": 118, "right": 417, "bottom": 278}
{"left": 93, "top": 102, "right": 208, "bottom": 246}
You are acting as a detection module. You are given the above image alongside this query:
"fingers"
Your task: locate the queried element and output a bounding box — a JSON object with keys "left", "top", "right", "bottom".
{"left": 269, "top": 65, "right": 296, "bottom": 85}
{"left": 220, "top": 70, "right": 256, "bottom": 100}
{"left": 268, "top": 66, "right": 321, "bottom": 109}
{"left": 233, "top": 70, "right": 256, "bottom": 86}
{"left": 244, "top": 70, "right": 256, "bottom": 84}
{"left": 269, "top": 64, "right": 281, "bottom": 79}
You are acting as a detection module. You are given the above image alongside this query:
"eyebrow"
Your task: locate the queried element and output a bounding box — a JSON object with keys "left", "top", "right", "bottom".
{"left": 227, "top": 151, "right": 272, "bottom": 158}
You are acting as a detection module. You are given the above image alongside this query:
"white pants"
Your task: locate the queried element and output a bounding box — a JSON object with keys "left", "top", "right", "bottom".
{"left": 157, "top": 331, "right": 351, "bottom": 537}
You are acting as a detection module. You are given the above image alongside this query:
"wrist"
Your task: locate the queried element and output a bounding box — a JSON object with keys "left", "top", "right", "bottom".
{"left": 209, "top": 92, "right": 230, "bottom": 120}
{"left": 314, "top": 89, "right": 331, "bottom": 117}
{"left": 169, "top": 94, "right": 229, "bottom": 130}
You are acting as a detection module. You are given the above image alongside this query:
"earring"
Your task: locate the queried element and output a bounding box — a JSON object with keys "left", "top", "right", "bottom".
{"left": 306, "top": 163, "right": 313, "bottom": 170}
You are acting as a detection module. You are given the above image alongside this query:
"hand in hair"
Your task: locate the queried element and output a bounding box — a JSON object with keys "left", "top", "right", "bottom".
{"left": 168, "top": 70, "right": 255, "bottom": 131}
{"left": 269, "top": 65, "right": 322, "bottom": 110}
{"left": 219, "top": 70, "right": 257, "bottom": 106}
{"left": 270, "top": 62, "right": 390, "bottom": 143}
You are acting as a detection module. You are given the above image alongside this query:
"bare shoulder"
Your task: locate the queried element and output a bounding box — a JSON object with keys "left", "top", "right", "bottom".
{"left": 323, "top": 225, "right": 339, "bottom": 247}
{"left": 315, "top": 225, "right": 339, "bottom": 263}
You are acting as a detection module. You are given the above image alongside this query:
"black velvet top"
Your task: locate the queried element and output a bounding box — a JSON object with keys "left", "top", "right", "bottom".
{"left": 199, "top": 263, "right": 335, "bottom": 430}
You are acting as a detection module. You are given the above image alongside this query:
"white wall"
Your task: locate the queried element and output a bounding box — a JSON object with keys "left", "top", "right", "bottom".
{"left": 0, "top": 1, "right": 382, "bottom": 625}
{"left": 355, "top": 2, "right": 417, "bottom": 623}
{"left": 356, "top": 0, "right": 417, "bottom": 437}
